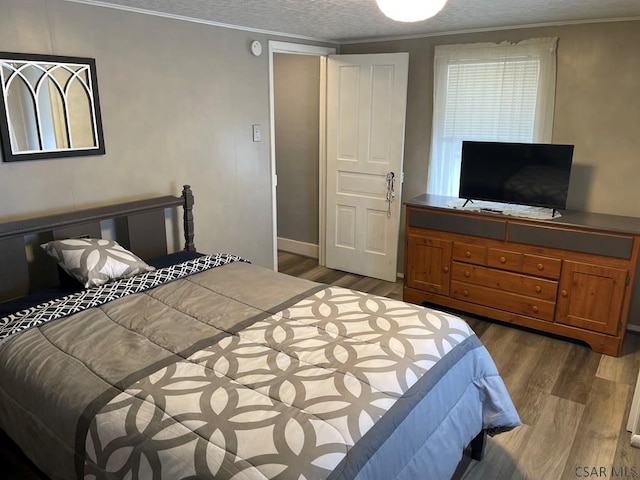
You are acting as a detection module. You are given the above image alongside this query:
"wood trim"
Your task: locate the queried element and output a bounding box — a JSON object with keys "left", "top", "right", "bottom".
{"left": 277, "top": 237, "right": 319, "bottom": 259}
{"left": 267, "top": 41, "right": 337, "bottom": 271}
{"left": 628, "top": 372, "right": 640, "bottom": 435}
{"left": 182, "top": 185, "right": 195, "bottom": 252}
{"left": 0, "top": 195, "right": 183, "bottom": 240}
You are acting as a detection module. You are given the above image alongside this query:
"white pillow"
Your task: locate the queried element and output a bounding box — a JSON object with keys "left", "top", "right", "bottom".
{"left": 41, "top": 238, "right": 155, "bottom": 288}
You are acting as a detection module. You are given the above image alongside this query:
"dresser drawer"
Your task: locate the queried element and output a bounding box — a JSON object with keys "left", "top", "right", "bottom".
{"left": 452, "top": 242, "right": 486, "bottom": 265}
{"left": 522, "top": 254, "right": 562, "bottom": 279}
{"left": 451, "top": 262, "right": 558, "bottom": 301}
{"left": 487, "top": 248, "right": 523, "bottom": 272}
{"left": 451, "top": 281, "right": 556, "bottom": 321}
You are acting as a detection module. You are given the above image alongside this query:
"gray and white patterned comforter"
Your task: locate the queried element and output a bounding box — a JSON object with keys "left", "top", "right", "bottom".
{"left": 0, "top": 255, "right": 520, "bottom": 480}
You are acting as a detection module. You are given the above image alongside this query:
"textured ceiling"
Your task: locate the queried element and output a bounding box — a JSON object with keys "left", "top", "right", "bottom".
{"left": 68, "top": 0, "right": 640, "bottom": 42}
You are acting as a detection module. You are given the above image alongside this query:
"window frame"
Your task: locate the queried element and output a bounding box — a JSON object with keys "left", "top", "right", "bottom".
{"left": 427, "top": 38, "right": 558, "bottom": 197}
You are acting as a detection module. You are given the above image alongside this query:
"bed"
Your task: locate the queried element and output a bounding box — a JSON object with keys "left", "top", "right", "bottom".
{"left": 0, "top": 186, "right": 520, "bottom": 480}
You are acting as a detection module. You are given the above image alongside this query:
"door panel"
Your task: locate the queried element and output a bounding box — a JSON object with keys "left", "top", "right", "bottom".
{"left": 326, "top": 53, "right": 409, "bottom": 281}
{"left": 337, "top": 171, "right": 386, "bottom": 199}
{"left": 370, "top": 65, "right": 394, "bottom": 164}
{"left": 336, "top": 205, "right": 356, "bottom": 249}
{"left": 336, "top": 65, "right": 360, "bottom": 160}
{"left": 365, "top": 209, "right": 388, "bottom": 254}
{"left": 406, "top": 235, "right": 452, "bottom": 295}
{"left": 556, "top": 261, "right": 627, "bottom": 335}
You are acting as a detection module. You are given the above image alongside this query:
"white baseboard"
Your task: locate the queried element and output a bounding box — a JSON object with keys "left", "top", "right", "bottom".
{"left": 277, "top": 237, "right": 319, "bottom": 259}
{"left": 628, "top": 324, "right": 640, "bottom": 333}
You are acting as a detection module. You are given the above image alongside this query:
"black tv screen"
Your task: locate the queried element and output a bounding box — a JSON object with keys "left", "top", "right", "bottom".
{"left": 459, "top": 141, "right": 574, "bottom": 210}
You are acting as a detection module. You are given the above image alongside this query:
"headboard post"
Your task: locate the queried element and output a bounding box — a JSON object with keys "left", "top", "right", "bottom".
{"left": 182, "top": 185, "right": 196, "bottom": 252}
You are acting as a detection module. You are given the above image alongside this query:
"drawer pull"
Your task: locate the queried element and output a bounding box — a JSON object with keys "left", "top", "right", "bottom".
{"left": 537, "top": 263, "right": 544, "bottom": 271}
{"left": 465, "top": 251, "right": 472, "bottom": 258}
{"left": 561, "top": 289, "right": 568, "bottom": 297}
{"left": 464, "top": 270, "right": 471, "bottom": 278}
{"left": 535, "top": 285, "right": 542, "bottom": 293}
{"left": 443, "top": 266, "right": 450, "bottom": 273}
{"left": 532, "top": 306, "right": 539, "bottom": 313}
{"left": 499, "top": 256, "right": 506, "bottom": 264}
{"left": 462, "top": 290, "right": 469, "bottom": 297}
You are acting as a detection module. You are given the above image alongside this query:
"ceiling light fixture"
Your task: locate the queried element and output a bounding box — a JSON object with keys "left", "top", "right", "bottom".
{"left": 375, "top": 0, "right": 448, "bottom": 22}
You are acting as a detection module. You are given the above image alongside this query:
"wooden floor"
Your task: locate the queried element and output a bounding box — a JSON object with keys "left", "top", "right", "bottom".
{"left": 3, "top": 251, "right": 640, "bottom": 479}
{"left": 278, "top": 251, "right": 640, "bottom": 480}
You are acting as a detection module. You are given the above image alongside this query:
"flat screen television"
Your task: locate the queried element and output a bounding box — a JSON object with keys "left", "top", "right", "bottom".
{"left": 459, "top": 141, "right": 574, "bottom": 210}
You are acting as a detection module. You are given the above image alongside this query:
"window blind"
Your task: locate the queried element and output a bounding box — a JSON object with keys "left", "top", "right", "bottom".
{"left": 427, "top": 38, "right": 557, "bottom": 197}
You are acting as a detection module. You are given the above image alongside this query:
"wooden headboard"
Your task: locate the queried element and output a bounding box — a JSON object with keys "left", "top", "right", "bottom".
{"left": 0, "top": 185, "right": 195, "bottom": 302}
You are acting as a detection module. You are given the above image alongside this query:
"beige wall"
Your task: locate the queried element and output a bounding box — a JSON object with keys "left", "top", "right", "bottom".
{"left": 341, "top": 20, "right": 640, "bottom": 270}
{"left": 2, "top": 2, "right": 639, "bottom": 274}
{"left": 0, "top": 0, "right": 332, "bottom": 268}
{"left": 274, "top": 53, "right": 320, "bottom": 246}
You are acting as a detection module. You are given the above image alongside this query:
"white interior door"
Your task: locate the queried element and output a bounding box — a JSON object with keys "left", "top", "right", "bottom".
{"left": 325, "top": 53, "right": 409, "bottom": 282}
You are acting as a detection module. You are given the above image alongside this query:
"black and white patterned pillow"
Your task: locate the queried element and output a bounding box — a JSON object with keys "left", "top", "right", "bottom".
{"left": 41, "top": 238, "right": 155, "bottom": 288}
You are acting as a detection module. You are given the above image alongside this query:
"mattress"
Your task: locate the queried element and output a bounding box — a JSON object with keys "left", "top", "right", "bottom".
{"left": 0, "top": 254, "right": 520, "bottom": 480}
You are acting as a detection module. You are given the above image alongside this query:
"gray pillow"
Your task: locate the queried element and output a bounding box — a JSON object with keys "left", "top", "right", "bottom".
{"left": 41, "top": 238, "right": 155, "bottom": 288}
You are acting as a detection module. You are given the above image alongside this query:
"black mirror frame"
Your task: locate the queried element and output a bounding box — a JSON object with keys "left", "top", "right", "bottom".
{"left": 0, "top": 52, "right": 105, "bottom": 162}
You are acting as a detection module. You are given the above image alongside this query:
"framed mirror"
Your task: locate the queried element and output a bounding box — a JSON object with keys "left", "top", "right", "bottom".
{"left": 0, "top": 52, "right": 105, "bottom": 162}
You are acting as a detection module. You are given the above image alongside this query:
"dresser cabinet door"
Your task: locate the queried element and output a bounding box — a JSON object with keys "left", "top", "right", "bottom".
{"left": 406, "top": 235, "right": 452, "bottom": 295}
{"left": 556, "top": 261, "right": 628, "bottom": 335}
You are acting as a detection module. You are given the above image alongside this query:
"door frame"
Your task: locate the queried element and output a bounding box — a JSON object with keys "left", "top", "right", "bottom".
{"left": 268, "top": 41, "right": 336, "bottom": 270}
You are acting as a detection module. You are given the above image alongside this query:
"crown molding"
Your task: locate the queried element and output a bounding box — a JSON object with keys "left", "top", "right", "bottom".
{"left": 63, "top": 0, "right": 340, "bottom": 45}
{"left": 339, "top": 16, "right": 640, "bottom": 44}
{"left": 61, "top": 1, "right": 640, "bottom": 46}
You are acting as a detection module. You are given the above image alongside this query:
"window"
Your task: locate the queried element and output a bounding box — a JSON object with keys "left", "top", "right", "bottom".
{"left": 427, "top": 38, "right": 558, "bottom": 196}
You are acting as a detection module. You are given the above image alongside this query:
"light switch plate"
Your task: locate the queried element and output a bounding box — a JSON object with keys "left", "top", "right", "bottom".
{"left": 252, "top": 124, "right": 261, "bottom": 142}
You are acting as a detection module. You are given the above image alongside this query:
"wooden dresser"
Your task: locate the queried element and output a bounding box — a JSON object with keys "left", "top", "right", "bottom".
{"left": 403, "top": 194, "right": 640, "bottom": 356}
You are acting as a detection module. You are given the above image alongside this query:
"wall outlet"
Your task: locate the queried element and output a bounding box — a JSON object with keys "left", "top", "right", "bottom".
{"left": 252, "top": 124, "right": 261, "bottom": 142}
